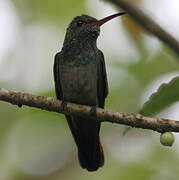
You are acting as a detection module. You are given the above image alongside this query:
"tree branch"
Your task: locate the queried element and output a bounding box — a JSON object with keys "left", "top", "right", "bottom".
{"left": 0, "top": 88, "right": 179, "bottom": 133}
{"left": 109, "top": 0, "right": 179, "bottom": 57}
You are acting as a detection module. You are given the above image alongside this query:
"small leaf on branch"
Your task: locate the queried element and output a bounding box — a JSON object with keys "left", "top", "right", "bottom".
{"left": 140, "top": 76, "right": 179, "bottom": 116}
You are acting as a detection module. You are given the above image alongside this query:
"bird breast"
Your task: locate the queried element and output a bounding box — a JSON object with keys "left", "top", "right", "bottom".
{"left": 60, "top": 63, "right": 98, "bottom": 106}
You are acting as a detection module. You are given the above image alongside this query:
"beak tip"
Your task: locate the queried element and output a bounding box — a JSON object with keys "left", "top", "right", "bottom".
{"left": 98, "top": 11, "right": 127, "bottom": 26}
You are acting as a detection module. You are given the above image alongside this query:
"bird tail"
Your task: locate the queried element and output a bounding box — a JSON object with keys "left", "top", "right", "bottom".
{"left": 66, "top": 115, "right": 104, "bottom": 171}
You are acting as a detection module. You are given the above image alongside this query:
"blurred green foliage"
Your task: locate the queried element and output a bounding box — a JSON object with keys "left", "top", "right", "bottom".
{"left": 13, "top": 0, "right": 88, "bottom": 26}
{"left": 1, "top": 0, "right": 179, "bottom": 179}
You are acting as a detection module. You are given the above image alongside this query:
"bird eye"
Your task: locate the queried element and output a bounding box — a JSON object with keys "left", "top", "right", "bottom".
{"left": 77, "top": 20, "right": 84, "bottom": 27}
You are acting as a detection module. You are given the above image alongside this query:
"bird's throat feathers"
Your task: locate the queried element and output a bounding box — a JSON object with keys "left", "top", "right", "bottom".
{"left": 63, "top": 26, "right": 98, "bottom": 52}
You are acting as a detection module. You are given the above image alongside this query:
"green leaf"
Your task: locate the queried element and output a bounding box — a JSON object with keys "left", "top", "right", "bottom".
{"left": 140, "top": 76, "right": 179, "bottom": 116}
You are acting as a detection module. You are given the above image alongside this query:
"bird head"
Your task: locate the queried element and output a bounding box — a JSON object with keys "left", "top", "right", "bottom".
{"left": 64, "top": 12, "right": 126, "bottom": 43}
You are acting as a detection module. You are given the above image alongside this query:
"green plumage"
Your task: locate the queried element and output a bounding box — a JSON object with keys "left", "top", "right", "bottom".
{"left": 54, "top": 14, "right": 108, "bottom": 171}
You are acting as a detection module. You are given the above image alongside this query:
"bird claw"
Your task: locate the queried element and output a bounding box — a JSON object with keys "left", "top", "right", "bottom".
{"left": 90, "top": 106, "right": 97, "bottom": 116}
{"left": 61, "top": 100, "right": 67, "bottom": 111}
{"left": 18, "top": 104, "right": 22, "bottom": 108}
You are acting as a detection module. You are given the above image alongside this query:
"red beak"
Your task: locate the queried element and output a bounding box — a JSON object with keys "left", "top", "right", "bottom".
{"left": 88, "top": 12, "right": 126, "bottom": 26}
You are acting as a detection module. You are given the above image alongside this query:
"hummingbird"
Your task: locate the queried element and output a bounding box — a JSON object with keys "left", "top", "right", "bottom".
{"left": 54, "top": 12, "right": 126, "bottom": 171}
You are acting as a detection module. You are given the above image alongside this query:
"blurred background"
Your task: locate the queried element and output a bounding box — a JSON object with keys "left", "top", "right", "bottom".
{"left": 0, "top": 0, "right": 179, "bottom": 179}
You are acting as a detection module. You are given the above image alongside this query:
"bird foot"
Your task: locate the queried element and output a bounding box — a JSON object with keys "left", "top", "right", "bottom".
{"left": 90, "top": 106, "right": 97, "bottom": 116}
{"left": 61, "top": 100, "right": 67, "bottom": 111}
{"left": 18, "top": 104, "right": 22, "bottom": 108}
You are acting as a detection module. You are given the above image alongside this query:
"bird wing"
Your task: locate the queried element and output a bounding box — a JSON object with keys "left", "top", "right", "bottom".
{"left": 97, "top": 50, "right": 108, "bottom": 108}
{"left": 54, "top": 52, "right": 63, "bottom": 100}
{"left": 53, "top": 50, "right": 106, "bottom": 171}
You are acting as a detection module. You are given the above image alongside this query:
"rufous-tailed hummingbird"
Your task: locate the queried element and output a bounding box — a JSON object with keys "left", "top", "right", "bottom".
{"left": 54, "top": 12, "right": 126, "bottom": 171}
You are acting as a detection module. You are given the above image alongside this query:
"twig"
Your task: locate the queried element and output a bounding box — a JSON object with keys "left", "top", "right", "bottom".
{"left": 109, "top": 0, "right": 179, "bottom": 57}
{"left": 0, "top": 88, "right": 179, "bottom": 133}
